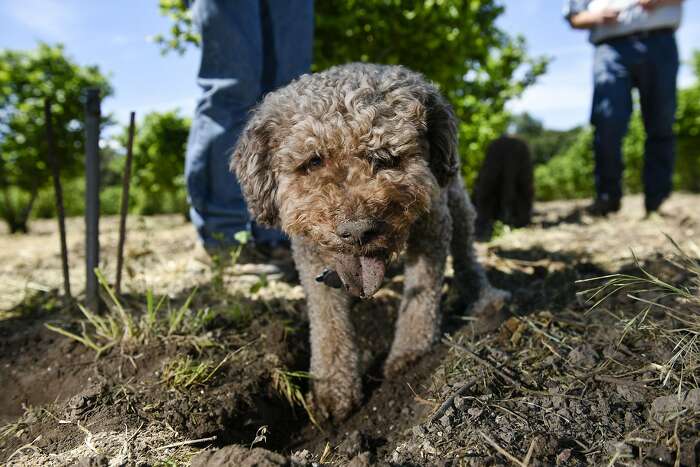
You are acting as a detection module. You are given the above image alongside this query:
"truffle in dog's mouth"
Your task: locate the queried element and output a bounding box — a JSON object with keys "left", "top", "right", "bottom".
{"left": 315, "top": 254, "right": 386, "bottom": 298}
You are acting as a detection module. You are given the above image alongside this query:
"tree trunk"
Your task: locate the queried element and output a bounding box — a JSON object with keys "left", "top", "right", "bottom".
{"left": 1, "top": 186, "right": 19, "bottom": 233}
{"left": 1, "top": 186, "right": 37, "bottom": 234}
{"left": 17, "top": 187, "right": 39, "bottom": 232}
{"left": 9, "top": 220, "right": 29, "bottom": 234}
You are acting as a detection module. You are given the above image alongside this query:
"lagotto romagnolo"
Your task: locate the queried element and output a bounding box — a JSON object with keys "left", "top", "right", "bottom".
{"left": 232, "top": 63, "right": 509, "bottom": 421}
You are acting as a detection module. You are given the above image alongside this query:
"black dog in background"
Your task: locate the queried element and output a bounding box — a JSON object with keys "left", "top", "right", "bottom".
{"left": 472, "top": 135, "right": 534, "bottom": 240}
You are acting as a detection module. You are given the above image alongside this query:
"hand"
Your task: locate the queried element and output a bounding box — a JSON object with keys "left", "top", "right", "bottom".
{"left": 569, "top": 8, "right": 619, "bottom": 29}
{"left": 638, "top": 0, "right": 659, "bottom": 10}
{"left": 597, "top": 8, "right": 620, "bottom": 25}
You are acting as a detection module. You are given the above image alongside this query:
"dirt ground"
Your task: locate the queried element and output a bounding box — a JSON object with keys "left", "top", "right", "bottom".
{"left": 0, "top": 193, "right": 698, "bottom": 466}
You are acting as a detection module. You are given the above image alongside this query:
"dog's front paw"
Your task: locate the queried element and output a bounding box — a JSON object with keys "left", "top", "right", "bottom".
{"left": 308, "top": 378, "right": 362, "bottom": 422}
{"left": 471, "top": 286, "right": 510, "bottom": 316}
{"left": 467, "top": 286, "right": 511, "bottom": 334}
{"left": 384, "top": 348, "right": 427, "bottom": 378}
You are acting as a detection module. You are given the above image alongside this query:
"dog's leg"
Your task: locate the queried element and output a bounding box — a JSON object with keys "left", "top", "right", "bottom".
{"left": 384, "top": 196, "right": 451, "bottom": 377}
{"left": 292, "top": 237, "right": 362, "bottom": 421}
{"left": 448, "top": 175, "right": 510, "bottom": 315}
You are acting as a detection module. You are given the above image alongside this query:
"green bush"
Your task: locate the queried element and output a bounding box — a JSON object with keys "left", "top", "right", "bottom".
{"left": 534, "top": 128, "right": 594, "bottom": 201}
{"left": 33, "top": 178, "right": 123, "bottom": 218}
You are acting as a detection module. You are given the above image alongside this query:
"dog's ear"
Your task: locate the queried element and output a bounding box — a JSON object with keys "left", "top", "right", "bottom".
{"left": 425, "top": 92, "right": 460, "bottom": 187}
{"left": 231, "top": 116, "right": 279, "bottom": 226}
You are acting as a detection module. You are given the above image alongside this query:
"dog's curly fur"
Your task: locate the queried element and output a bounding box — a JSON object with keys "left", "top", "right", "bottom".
{"left": 232, "top": 63, "right": 506, "bottom": 421}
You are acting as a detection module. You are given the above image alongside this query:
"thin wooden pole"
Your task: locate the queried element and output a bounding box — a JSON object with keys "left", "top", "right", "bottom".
{"left": 44, "top": 98, "right": 71, "bottom": 299}
{"left": 115, "top": 111, "right": 135, "bottom": 295}
{"left": 84, "top": 88, "right": 101, "bottom": 311}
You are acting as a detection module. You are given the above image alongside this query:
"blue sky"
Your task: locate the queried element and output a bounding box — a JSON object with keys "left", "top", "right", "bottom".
{"left": 1, "top": 0, "right": 698, "bottom": 131}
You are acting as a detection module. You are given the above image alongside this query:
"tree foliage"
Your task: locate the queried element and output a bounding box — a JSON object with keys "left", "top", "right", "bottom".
{"left": 155, "top": 0, "right": 547, "bottom": 185}
{"left": 534, "top": 128, "right": 595, "bottom": 201}
{"left": 153, "top": 0, "right": 199, "bottom": 55}
{"left": 674, "top": 51, "right": 700, "bottom": 192}
{"left": 0, "top": 43, "right": 111, "bottom": 232}
{"left": 510, "top": 112, "right": 581, "bottom": 166}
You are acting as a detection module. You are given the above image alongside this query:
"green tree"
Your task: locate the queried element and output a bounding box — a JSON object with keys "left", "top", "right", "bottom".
{"left": 124, "top": 110, "right": 190, "bottom": 215}
{"left": 510, "top": 112, "right": 581, "bottom": 166}
{"left": 155, "top": 0, "right": 547, "bottom": 185}
{"left": 0, "top": 43, "right": 112, "bottom": 232}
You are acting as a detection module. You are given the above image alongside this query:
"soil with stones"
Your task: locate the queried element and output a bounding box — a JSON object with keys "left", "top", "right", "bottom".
{"left": 0, "top": 194, "right": 698, "bottom": 466}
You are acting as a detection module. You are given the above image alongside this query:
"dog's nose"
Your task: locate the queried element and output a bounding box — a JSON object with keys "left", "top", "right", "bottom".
{"left": 336, "top": 219, "right": 383, "bottom": 245}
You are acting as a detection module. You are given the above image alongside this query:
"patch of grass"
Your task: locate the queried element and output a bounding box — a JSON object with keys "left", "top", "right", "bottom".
{"left": 161, "top": 354, "right": 229, "bottom": 390}
{"left": 219, "top": 302, "right": 255, "bottom": 329}
{"left": 578, "top": 237, "right": 700, "bottom": 393}
{"left": 45, "top": 227, "right": 270, "bottom": 358}
{"left": 271, "top": 368, "right": 319, "bottom": 427}
{"left": 490, "top": 220, "right": 511, "bottom": 240}
{"left": 45, "top": 270, "right": 219, "bottom": 358}
{"left": 0, "top": 405, "right": 44, "bottom": 446}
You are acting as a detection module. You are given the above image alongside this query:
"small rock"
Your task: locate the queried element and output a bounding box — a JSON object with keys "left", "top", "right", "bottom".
{"left": 650, "top": 394, "right": 683, "bottom": 424}
{"left": 616, "top": 384, "right": 645, "bottom": 403}
{"left": 346, "top": 452, "right": 371, "bottom": 467}
{"left": 499, "top": 430, "right": 513, "bottom": 443}
{"left": 421, "top": 440, "right": 438, "bottom": 456}
{"left": 290, "top": 449, "right": 313, "bottom": 466}
{"left": 568, "top": 345, "right": 599, "bottom": 368}
{"left": 646, "top": 445, "right": 675, "bottom": 465}
{"left": 624, "top": 411, "right": 638, "bottom": 431}
{"left": 191, "top": 445, "right": 288, "bottom": 467}
{"left": 338, "top": 430, "right": 369, "bottom": 457}
{"left": 683, "top": 388, "right": 700, "bottom": 408}
{"left": 467, "top": 407, "right": 483, "bottom": 418}
{"left": 76, "top": 456, "right": 109, "bottom": 467}
{"left": 556, "top": 448, "right": 572, "bottom": 465}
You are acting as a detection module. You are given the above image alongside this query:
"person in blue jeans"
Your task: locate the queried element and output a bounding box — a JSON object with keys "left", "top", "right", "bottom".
{"left": 564, "top": 0, "right": 684, "bottom": 216}
{"left": 185, "top": 0, "right": 314, "bottom": 255}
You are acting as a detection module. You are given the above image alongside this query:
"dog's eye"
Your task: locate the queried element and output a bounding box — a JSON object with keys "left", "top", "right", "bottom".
{"left": 301, "top": 153, "right": 323, "bottom": 173}
{"left": 371, "top": 152, "right": 398, "bottom": 172}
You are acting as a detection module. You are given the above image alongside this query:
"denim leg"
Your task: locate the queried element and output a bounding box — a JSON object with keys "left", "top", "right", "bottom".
{"left": 250, "top": 0, "right": 315, "bottom": 245}
{"left": 186, "top": 0, "right": 263, "bottom": 249}
{"left": 590, "top": 43, "right": 634, "bottom": 201}
{"left": 263, "top": 0, "right": 314, "bottom": 90}
{"left": 635, "top": 33, "right": 679, "bottom": 210}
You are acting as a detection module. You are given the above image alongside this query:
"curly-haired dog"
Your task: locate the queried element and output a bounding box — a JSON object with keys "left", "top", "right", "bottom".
{"left": 232, "top": 63, "right": 507, "bottom": 421}
{"left": 473, "top": 135, "right": 534, "bottom": 240}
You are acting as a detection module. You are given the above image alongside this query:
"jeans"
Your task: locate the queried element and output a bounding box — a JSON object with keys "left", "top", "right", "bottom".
{"left": 185, "top": 0, "right": 314, "bottom": 249}
{"left": 590, "top": 30, "right": 679, "bottom": 210}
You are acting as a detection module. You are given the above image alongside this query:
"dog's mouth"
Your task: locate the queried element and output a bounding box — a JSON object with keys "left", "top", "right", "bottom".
{"left": 315, "top": 253, "right": 387, "bottom": 299}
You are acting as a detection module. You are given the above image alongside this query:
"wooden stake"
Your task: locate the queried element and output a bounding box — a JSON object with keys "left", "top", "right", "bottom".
{"left": 44, "top": 98, "right": 71, "bottom": 299}
{"left": 84, "top": 88, "right": 101, "bottom": 311}
{"left": 115, "top": 112, "right": 135, "bottom": 295}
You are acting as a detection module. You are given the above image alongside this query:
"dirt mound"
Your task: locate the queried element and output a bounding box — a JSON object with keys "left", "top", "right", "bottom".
{"left": 1, "top": 194, "right": 699, "bottom": 465}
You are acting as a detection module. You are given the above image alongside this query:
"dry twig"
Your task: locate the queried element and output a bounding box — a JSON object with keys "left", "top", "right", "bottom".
{"left": 155, "top": 435, "right": 217, "bottom": 451}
